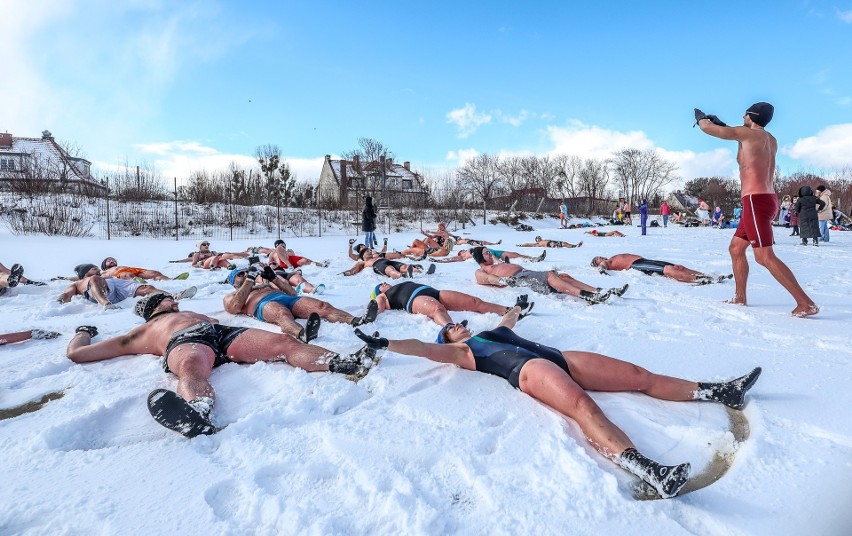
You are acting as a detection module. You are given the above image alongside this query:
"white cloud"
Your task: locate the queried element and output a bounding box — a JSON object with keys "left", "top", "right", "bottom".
{"left": 445, "top": 148, "right": 481, "bottom": 164}
{"left": 656, "top": 148, "right": 736, "bottom": 181}
{"left": 545, "top": 121, "right": 737, "bottom": 184}
{"left": 837, "top": 9, "right": 852, "bottom": 22}
{"left": 97, "top": 140, "right": 326, "bottom": 183}
{"left": 134, "top": 141, "right": 219, "bottom": 156}
{"left": 0, "top": 2, "right": 260, "bottom": 169}
{"left": 497, "top": 109, "right": 531, "bottom": 127}
{"left": 782, "top": 124, "right": 852, "bottom": 168}
{"left": 446, "top": 104, "right": 492, "bottom": 138}
{"left": 545, "top": 120, "right": 655, "bottom": 159}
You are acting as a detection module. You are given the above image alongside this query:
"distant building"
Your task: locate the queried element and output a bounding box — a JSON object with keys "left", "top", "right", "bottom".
{"left": 318, "top": 155, "right": 428, "bottom": 208}
{"left": 0, "top": 130, "right": 105, "bottom": 192}
{"left": 667, "top": 190, "right": 699, "bottom": 212}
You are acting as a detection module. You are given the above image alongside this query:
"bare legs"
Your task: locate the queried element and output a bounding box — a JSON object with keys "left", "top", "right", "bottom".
{"left": 518, "top": 352, "right": 699, "bottom": 457}
{"left": 662, "top": 265, "right": 707, "bottom": 283}
{"left": 547, "top": 272, "right": 598, "bottom": 297}
{"left": 728, "top": 237, "right": 750, "bottom": 305}
{"left": 292, "top": 298, "right": 355, "bottom": 324}
{"left": 728, "top": 235, "right": 818, "bottom": 316}
{"left": 227, "top": 329, "right": 334, "bottom": 372}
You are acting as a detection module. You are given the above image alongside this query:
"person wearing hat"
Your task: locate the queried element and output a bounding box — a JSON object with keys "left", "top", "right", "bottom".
{"left": 351, "top": 306, "right": 762, "bottom": 499}
{"left": 341, "top": 248, "right": 433, "bottom": 279}
{"left": 470, "top": 247, "right": 622, "bottom": 304}
{"left": 100, "top": 257, "right": 188, "bottom": 282}
{"left": 371, "top": 280, "right": 533, "bottom": 327}
{"left": 65, "top": 294, "right": 379, "bottom": 438}
{"left": 515, "top": 236, "right": 582, "bottom": 248}
{"left": 57, "top": 263, "right": 195, "bottom": 308}
{"left": 223, "top": 266, "right": 377, "bottom": 341}
{"left": 266, "top": 240, "right": 328, "bottom": 268}
{"left": 695, "top": 102, "right": 819, "bottom": 317}
{"left": 188, "top": 240, "right": 249, "bottom": 269}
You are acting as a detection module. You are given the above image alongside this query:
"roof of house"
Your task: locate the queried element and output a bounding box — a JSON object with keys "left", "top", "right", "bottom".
{"left": 0, "top": 132, "right": 93, "bottom": 183}
{"left": 327, "top": 158, "right": 426, "bottom": 191}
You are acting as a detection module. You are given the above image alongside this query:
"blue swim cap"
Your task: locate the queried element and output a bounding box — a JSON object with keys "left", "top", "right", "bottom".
{"left": 436, "top": 319, "right": 468, "bottom": 344}
{"left": 227, "top": 268, "right": 244, "bottom": 286}
{"left": 370, "top": 284, "right": 383, "bottom": 300}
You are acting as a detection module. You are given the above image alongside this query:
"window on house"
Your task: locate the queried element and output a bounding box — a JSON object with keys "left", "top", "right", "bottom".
{"left": 402, "top": 179, "right": 412, "bottom": 189}
{"left": 0, "top": 159, "right": 15, "bottom": 171}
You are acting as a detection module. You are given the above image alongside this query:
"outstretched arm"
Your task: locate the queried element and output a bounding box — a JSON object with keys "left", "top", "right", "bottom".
{"left": 342, "top": 261, "right": 367, "bottom": 276}
{"left": 475, "top": 269, "right": 507, "bottom": 287}
{"left": 696, "top": 111, "right": 749, "bottom": 140}
{"left": 66, "top": 327, "right": 145, "bottom": 364}
{"left": 497, "top": 306, "right": 521, "bottom": 330}
{"left": 387, "top": 339, "right": 475, "bottom": 370}
{"left": 57, "top": 283, "right": 78, "bottom": 303}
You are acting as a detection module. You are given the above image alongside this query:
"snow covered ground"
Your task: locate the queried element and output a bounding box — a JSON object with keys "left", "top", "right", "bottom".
{"left": 1, "top": 218, "right": 850, "bottom": 535}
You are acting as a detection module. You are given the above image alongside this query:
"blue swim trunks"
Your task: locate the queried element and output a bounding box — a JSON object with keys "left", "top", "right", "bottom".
{"left": 253, "top": 292, "right": 302, "bottom": 321}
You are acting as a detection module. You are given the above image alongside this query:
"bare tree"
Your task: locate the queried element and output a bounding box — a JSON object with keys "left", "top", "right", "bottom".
{"left": 577, "top": 158, "right": 610, "bottom": 214}
{"left": 457, "top": 153, "right": 503, "bottom": 223}
{"left": 609, "top": 148, "right": 678, "bottom": 206}
{"left": 341, "top": 137, "right": 395, "bottom": 164}
{"left": 551, "top": 154, "right": 582, "bottom": 199}
{"left": 496, "top": 156, "right": 526, "bottom": 192}
{"left": 255, "top": 144, "right": 281, "bottom": 202}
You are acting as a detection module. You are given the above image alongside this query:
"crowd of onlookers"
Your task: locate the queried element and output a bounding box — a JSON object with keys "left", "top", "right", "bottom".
{"left": 593, "top": 186, "right": 847, "bottom": 239}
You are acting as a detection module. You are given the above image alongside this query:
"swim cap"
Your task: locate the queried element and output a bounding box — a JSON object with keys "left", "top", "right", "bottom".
{"left": 196, "top": 240, "right": 210, "bottom": 249}
{"left": 100, "top": 257, "right": 117, "bottom": 270}
{"left": 274, "top": 239, "right": 285, "bottom": 248}
{"left": 746, "top": 102, "right": 774, "bottom": 127}
{"left": 370, "top": 284, "right": 383, "bottom": 300}
{"left": 226, "top": 268, "right": 245, "bottom": 286}
{"left": 134, "top": 293, "right": 171, "bottom": 321}
{"left": 436, "top": 319, "right": 468, "bottom": 344}
{"left": 75, "top": 263, "right": 97, "bottom": 279}
{"left": 470, "top": 247, "right": 486, "bottom": 265}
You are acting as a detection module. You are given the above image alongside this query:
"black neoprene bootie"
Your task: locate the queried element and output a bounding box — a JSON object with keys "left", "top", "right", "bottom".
{"left": 351, "top": 300, "right": 379, "bottom": 327}
{"left": 696, "top": 367, "right": 762, "bottom": 410}
{"left": 579, "top": 289, "right": 609, "bottom": 304}
{"left": 328, "top": 345, "right": 377, "bottom": 382}
{"left": 619, "top": 448, "right": 690, "bottom": 499}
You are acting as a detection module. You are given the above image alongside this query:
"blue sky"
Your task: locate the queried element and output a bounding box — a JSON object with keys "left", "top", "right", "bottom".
{"left": 3, "top": 0, "right": 851, "bottom": 186}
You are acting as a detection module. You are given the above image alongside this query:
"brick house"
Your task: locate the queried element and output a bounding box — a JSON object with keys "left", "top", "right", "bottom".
{"left": 318, "top": 154, "right": 428, "bottom": 208}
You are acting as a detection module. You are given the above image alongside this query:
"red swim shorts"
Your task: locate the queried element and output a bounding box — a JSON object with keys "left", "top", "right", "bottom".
{"left": 734, "top": 194, "right": 778, "bottom": 248}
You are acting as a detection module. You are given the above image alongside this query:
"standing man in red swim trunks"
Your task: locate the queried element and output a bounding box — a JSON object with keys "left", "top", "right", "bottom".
{"left": 695, "top": 102, "right": 818, "bottom": 317}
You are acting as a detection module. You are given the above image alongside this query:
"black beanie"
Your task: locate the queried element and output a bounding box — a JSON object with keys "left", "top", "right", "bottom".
{"left": 75, "top": 263, "right": 97, "bottom": 279}
{"left": 134, "top": 293, "right": 171, "bottom": 321}
{"left": 746, "top": 102, "right": 774, "bottom": 127}
{"left": 470, "top": 247, "right": 486, "bottom": 265}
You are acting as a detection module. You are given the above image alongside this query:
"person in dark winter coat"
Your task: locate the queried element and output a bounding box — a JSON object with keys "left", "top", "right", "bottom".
{"left": 794, "top": 186, "right": 825, "bottom": 246}
{"left": 362, "top": 196, "right": 378, "bottom": 248}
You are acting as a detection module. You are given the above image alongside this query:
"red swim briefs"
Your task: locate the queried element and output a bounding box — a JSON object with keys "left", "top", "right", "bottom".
{"left": 734, "top": 194, "right": 778, "bottom": 248}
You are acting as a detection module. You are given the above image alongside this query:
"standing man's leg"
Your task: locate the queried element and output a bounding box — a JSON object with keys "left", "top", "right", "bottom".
{"left": 752, "top": 247, "right": 818, "bottom": 317}
{"left": 728, "top": 236, "right": 750, "bottom": 305}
